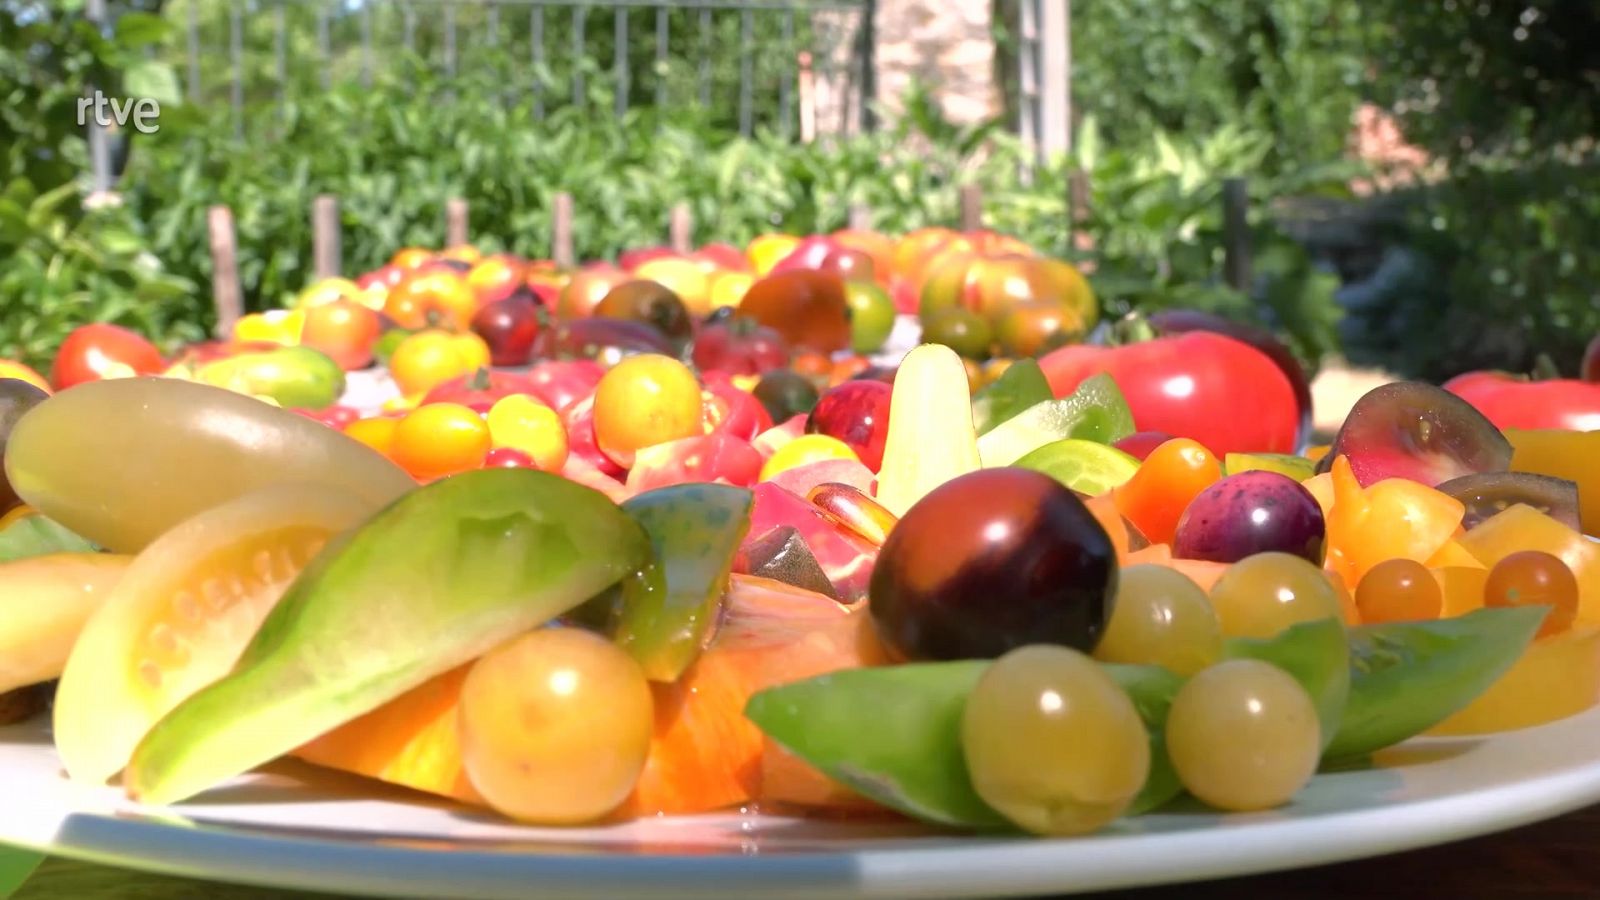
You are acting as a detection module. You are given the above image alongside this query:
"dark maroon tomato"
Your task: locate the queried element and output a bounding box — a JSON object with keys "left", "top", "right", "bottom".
{"left": 1583, "top": 334, "right": 1600, "bottom": 384}
{"left": 851, "top": 364, "right": 898, "bottom": 385}
{"left": 1113, "top": 430, "right": 1177, "bottom": 462}
{"left": 869, "top": 468, "right": 1117, "bottom": 661}
{"left": 1172, "top": 470, "right": 1326, "bottom": 564}
{"left": 471, "top": 292, "right": 544, "bottom": 367}
{"left": 1437, "top": 472, "right": 1582, "bottom": 532}
{"left": 593, "top": 280, "right": 694, "bottom": 346}
{"left": 0, "top": 378, "right": 50, "bottom": 514}
{"left": 691, "top": 318, "right": 791, "bottom": 376}
{"left": 531, "top": 316, "right": 677, "bottom": 366}
{"left": 806, "top": 380, "right": 892, "bottom": 472}
{"left": 1146, "top": 309, "right": 1314, "bottom": 447}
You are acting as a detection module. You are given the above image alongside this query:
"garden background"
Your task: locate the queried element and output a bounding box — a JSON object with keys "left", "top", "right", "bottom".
{"left": 2, "top": 0, "right": 1597, "bottom": 384}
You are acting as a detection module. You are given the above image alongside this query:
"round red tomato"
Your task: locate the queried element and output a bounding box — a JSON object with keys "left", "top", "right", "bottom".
{"left": 1443, "top": 372, "right": 1600, "bottom": 432}
{"left": 422, "top": 367, "right": 537, "bottom": 413}
{"left": 1039, "top": 332, "right": 1298, "bottom": 456}
{"left": 51, "top": 324, "right": 165, "bottom": 389}
{"left": 701, "top": 372, "right": 774, "bottom": 441}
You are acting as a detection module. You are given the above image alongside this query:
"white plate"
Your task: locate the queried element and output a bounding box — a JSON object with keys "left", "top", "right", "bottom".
{"left": 4, "top": 705, "right": 1600, "bottom": 900}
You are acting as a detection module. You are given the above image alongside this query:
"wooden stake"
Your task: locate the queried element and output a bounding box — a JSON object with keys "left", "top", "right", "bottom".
{"left": 1222, "top": 177, "right": 1251, "bottom": 292}
{"left": 312, "top": 194, "right": 340, "bottom": 279}
{"left": 669, "top": 203, "right": 693, "bottom": 254}
{"left": 446, "top": 198, "right": 469, "bottom": 248}
{"left": 552, "top": 192, "right": 575, "bottom": 268}
{"left": 797, "top": 51, "right": 816, "bottom": 144}
{"left": 207, "top": 205, "right": 243, "bottom": 338}
{"left": 959, "top": 184, "right": 984, "bottom": 231}
{"left": 1067, "top": 168, "right": 1092, "bottom": 253}
{"left": 847, "top": 203, "right": 872, "bottom": 231}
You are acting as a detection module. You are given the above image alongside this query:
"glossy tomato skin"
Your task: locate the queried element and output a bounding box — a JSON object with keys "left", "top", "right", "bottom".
{"left": 1443, "top": 372, "right": 1600, "bottom": 432}
{"left": 1146, "top": 309, "right": 1313, "bottom": 446}
{"left": 701, "top": 372, "right": 774, "bottom": 441}
{"left": 422, "top": 368, "right": 535, "bottom": 414}
{"left": 690, "top": 319, "right": 791, "bottom": 376}
{"left": 525, "top": 359, "right": 604, "bottom": 414}
{"left": 51, "top": 324, "right": 165, "bottom": 389}
{"left": 625, "top": 430, "right": 764, "bottom": 492}
{"left": 1039, "top": 332, "right": 1297, "bottom": 457}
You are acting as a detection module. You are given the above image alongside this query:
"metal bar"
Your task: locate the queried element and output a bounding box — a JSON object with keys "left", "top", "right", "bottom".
{"left": 655, "top": 7, "right": 669, "bottom": 108}
{"left": 445, "top": 4, "right": 458, "bottom": 76}
{"left": 318, "top": 5, "right": 331, "bottom": 91}
{"left": 614, "top": 8, "right": 628, "bottom": 119}
{"left": 276, "top": 4, "right": 288, "bottom": 117}
{"left": 85, "top": 0, "right": 111, "bottom": 194}
{"left": 532, "top": 7, "right": 546, "bottom": 118}
{"left": 1222, "top": 177, "right": 1252, "bottom": 292}
{"left": 229, "top": 4, "right": 243, "bottom": 139}
{"left": 186, "top": 0, "right": 201, "bottom": 102}
{"left": 738, "top": 8, "right": 753, "bottom": 136}
{"left": 573, "top": 6, "right": 588, "bottom": 107}
{"left": 779, "top": 8, "right": 794, "bottom": 137}
{"left": 698, "top": 8, "right": 712, "bottom": 108}
{"left": 361, "top": 1, "right": 374, "bottom": 88}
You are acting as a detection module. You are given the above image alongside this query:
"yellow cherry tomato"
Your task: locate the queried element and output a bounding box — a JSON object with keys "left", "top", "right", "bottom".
{"left": 344, "top": 416, "right": 400, "bottom": 457}
{"left": 759, "top": 433, "right": 860, "bottom": 482}
{"left": 391, "top": 403, "right": 492, "bottom": 481}
{"left": 593, "top": 354, "right": 704, "bottom": 465}
{"left": 486, "top": 394, "right": 570, "bottom": 472}
{"left": 390, "top": 330, "right": 490, "bottom": 398}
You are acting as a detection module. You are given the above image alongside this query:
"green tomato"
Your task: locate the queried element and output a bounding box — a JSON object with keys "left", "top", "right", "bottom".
{"left": 843, "top": 281, "right": 896, "bottom": 355}
{"left": 197, "top": 345, "right": 346, "bottom": 410}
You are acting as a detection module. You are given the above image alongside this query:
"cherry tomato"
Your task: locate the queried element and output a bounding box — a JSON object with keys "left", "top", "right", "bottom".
{"left": 593, "top": 354, "right": 703, "bottom": 465}
{"left": 390, "top": 330, "right": 491, "bottom": 398}
{"left": 486, "top": 394, "right": 569, "bottom": 472}
{"left": 690, "top": 319, "right": 791, "bottom": 376}
{"left": 1114, "top": 438, "right": 1223, "bottom": 545}
{"left": 391, "top": 403, "right": 492, "bottom": 481}
{"left": 1485, "top": 550, "right": 1579, "bottom": 638}
{"left": 302, "top": 299, "right": 382, "bottom": 371}
{"left": 1444, "top": 371, "right": 1600, "bottom": 433}
{"left": 1040, "top": 332, "right": 1298, "bottom": 456}
{"left": 701, "top": 372, "right": 774, "bottom": 441}
{"left": 343, "top": 416, "right": 399, "bottom": 456}
{"left": 50, "top": 324, "right": 165, "bottom": 390}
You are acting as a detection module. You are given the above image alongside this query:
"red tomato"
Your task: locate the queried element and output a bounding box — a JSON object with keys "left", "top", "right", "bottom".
{"left": 1443, "top": 372, "right": 1600, "bottom": 432}
{"left": 51, "top": 324, "right": 164, "bottom": 389}
{"left": 625, "top": 431, "right": 765, "bottom": 493}
{"left": 525, "top": 359, "right": 605, "bottom": 414}
{"left": 292, "top": 404, "right": 362, "bottom": 431}
{"left": 690, "top": 319, "right": 790, "bottom": 376}
{"left": 701, "top": 371, "right": 774, "bottom": 441}
{"left": 1038, "top": 332, "right": 1297, "bottom": 456}
{"left": 422, "top": 367, "right": 535, "bottom": 413}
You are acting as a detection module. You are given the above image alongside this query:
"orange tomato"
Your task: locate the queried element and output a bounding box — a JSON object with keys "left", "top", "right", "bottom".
{"left": 486, "top": 395, "right": 570, "bottom": 472}
{"left": 384, "top": 268, "right": 479, "bottom": 331}
{"left": 392, "top": 403, "right": 492, "bottom": 481}
{"left": 0, "top": 360, "right": 51, "bottom": 394}
{"left": 593, "top": 354, "right": 704, "bottom": 467}
{"left": 830, "top": 229, "right": 895, "bottom": 285}
{"left": 1457, "top": 503, "right": 1600, "bottom": 623}
{"left": 466, "top": 255, "right": 527, "bottom": 305}
{"left": 1113, "top": 438, "right": 1222, "bottom": 545}
{"left": 1321, "top": 455, "right": 1466, "bottom": 587}
{"left": 390, "top": 330, "right": 491, "bottom": 398}
{"left": 302, "top": 299, "right": 382, "bottom": 371}
{"left": 390, "top": 247, "right": 435, "bottom": 271}
{"left": 344, "top": 416, "right": 400, "bottom": 456}
{"left": 557, "top": 268, "right": 629, "bottom": 319}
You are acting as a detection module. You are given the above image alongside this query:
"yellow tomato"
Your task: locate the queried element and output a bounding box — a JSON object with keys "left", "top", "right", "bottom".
{"left": 759, "top": 434, "right": 860, "bottom": 482}
{"left": 706, "top": 271, "right": 754, "bottom": 311}
{"left": 1506, "top": 429, "right": 1600, "bottom": 536}
{"left": 747, "top": 233, "right": 801, "bottom": 276}
{"left": 1456, "top": 503, "right": 1600, "bottom": 624}
{"left": 593, "top": 355, "right": 704, "bottom": 467}
{"left": 389, "top": 330, "right": 489, "bottom": 398}
{"left": 634, "top": 258, "right": 711, "bottom": 318}
{"left": 1425, "top": 625, "right": 1600, "bottom": 737}
{"left": 391, "top": 403, "right": 492, "bottom": 482}
{"left": 344, "top": 416, "right": 400, "bottom": 457}
{"left": 232, "top": 309, "right": 306, "bottom": 346}
{"left": 486, "top": 395, "right": 570, "bottom": 472}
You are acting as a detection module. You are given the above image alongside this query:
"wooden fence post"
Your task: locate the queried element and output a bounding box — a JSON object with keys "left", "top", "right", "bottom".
{"left": 1222, "top": 177, "right": 1251, "bottom": 292}
{"left": 312, "top": 194, "right": 340, "bottom": 279}
{"left": 552, "top": 192, "right": 575, "bottom": 268}
{"left": 669, "top": 203, "right": 693, "bottom": 254}
{"left": 959, "top": 185, "right": 984, "bottom": 231}
{"left": 207, "top": 206, "right": 243, "bottom": 337}
{"left": 446, "top": 198, "right": 469, "bottom": 248}
{"left": 847, "top": 203, "right": 872, "bottom": 232}
{"left": 1067, "top": 168, "right": 1091, "bottom": 254}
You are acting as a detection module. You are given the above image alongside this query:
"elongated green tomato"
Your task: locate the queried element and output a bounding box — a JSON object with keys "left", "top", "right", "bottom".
{"left": 962, "top": 645, "right": 1150, "bottom": 835}
{"left": 459, "top": 628, "right": 654, "bottom": 824}
{"left": 1166, "top": 659, "right": 1320, "bottom": 812}
{"left": 53, "top": 484, "right": 372, "bottom": 786}
{"left": 4, "top": 378, "right": 414, "bottom": 553}
{"left": 0, "top": 552, "right": 132, "bottom": 694}
{"left": 124, "top": 469, "right": 649, "bottom": 806}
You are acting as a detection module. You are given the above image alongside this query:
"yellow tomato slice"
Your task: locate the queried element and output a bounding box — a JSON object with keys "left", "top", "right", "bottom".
{"left": 1427, "top": 625, "right": 1600, "bottom": 736}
